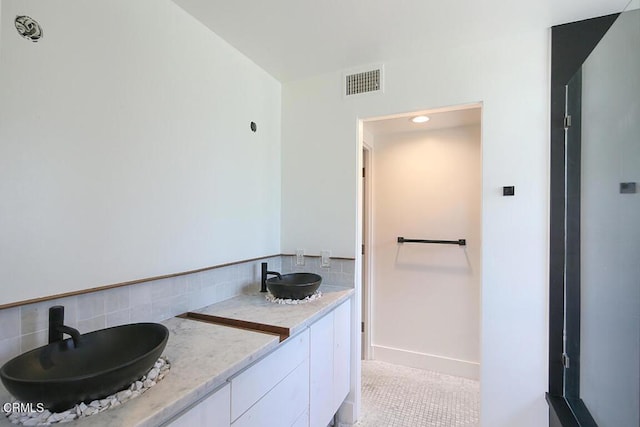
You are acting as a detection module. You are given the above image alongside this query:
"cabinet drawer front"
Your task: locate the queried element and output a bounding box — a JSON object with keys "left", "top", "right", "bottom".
{"left": 231, "top": 329, "right": 310, "bottom": 421}
{"left": 166, "top": 383, "right": 231, "bottom": 427}
{"left": 232, "top": 359, "right": 310, "bottom": 427}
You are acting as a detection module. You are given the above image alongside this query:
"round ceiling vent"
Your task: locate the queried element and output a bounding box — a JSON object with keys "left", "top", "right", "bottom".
{"left": 15, "top": 16, "right": 43, "bottom": 42}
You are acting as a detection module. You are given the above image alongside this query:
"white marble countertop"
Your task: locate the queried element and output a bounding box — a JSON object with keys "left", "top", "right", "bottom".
{"left": 0, "top": 318, "right": 278, "bottom": 427}
{"left": 191, "top": 285, "right": 354, "bottom": 338}
{"left": 0, "top": 285, "right": 354, "bottom": 427}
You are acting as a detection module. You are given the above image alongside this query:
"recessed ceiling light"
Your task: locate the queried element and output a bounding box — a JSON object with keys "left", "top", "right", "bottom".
{"left": 411, "top": 115, "right": 430, "bottom": 123}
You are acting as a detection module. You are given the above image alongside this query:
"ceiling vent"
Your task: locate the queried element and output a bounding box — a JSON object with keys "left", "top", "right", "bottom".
{"left": 344, "top": 65, "right": 383, "bottom": 97}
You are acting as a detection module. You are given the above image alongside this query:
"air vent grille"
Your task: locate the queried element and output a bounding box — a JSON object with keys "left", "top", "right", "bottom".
{"left": 345, "top": 68, "right": 381, "bottom": 96}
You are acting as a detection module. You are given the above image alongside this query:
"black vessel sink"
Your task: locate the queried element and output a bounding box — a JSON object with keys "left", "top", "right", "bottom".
{"left": 266, "top": 273, "right": 322, "bottom": 299}
{"left": 0, "top": 323, "right": 169, "bottom": 412}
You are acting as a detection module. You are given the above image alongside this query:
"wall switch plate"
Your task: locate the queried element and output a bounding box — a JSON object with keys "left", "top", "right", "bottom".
{"left": 296, "top": 249, "right": 305, "bottom": 266}
{"left": 321, "top": 250, "right": 331, "bottom": 268}
{"left": 620, "top": 182, "right": 637, "bottom": 194}
{"left": 503, "top": 186, "right": 515, "bottom": 196}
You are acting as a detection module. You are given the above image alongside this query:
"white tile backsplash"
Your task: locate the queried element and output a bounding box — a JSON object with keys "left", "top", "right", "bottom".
{"left": 78, "top": 315, "right": 106, "bottom": 334}
{"left": 105, "top": 287, "right": 130, "bottom": 314}
{"left": 151, "top": 278, "right": 174, "bottom": 301}
{"left": 151, "top": 296, "right": 173, "bottom": 323}
{"left": 282, "top": 255, "right": 355, "bottom": 287}
{"left": 0, "top": 307, "right": 20, "bottom": 341}
{"left": 106, "top": 309, "right": 130, "bottom": 328}
{"left": 129, "top": 304, "right": 152, "bottom": 323}
{"left": 20, "top": 330, "right": 48, "bottom": 353}
{"left": 129, "top": 281, "right": 152, "bottom": 303}
{"left": 196, "top": 285, "right": 217, "bottom": 308}
{"left": 20, "top": 302, "right": 50, "bottom": 335}
{"left": 77, "top": 292, "right": 105, "bottom": 321}
{"left": 186, "top": 273, "right": 202, "bottom": 293}
{"left": 171, "top": 278, "right": 187, "bottom": 298}
{"left": 0, "top": 337, "right": 20, "bottom": 364}
{"left": 0, "top": 255, "right": 352, "bottom": 366}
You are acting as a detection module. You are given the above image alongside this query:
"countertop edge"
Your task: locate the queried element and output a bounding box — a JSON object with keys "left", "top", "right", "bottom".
{"left": 137, "top": 339, "right": 279, "bottom": 427}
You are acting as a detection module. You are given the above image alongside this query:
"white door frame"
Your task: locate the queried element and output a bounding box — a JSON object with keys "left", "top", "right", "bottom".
{"left": 361, "top": 142, "right": 373, "bottom": 360}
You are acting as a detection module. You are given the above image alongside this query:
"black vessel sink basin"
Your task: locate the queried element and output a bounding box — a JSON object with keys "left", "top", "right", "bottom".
{"left": 0, "top": 323, "right": 169, "bottom": 412}
{"left": 267, "top": 273, "right": 322, "bottom": 299}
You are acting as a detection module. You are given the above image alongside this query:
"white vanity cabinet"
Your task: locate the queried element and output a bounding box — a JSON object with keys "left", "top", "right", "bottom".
{"left": 161, "top": 297, "right": 352, "bottom": 427}
{"left": 309, "top": 300, "right": 351, "bottom": 427}
{"left": 165, "top": 383, "right": 231, "bottom": 427}
{"left": 231, "top": 330, "right": 310, "bottom": 427}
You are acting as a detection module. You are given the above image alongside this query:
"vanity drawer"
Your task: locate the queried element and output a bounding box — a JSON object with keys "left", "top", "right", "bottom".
{"left": 230, "top": 329, "right": 309, "bottom": 421}
{"left": 231, "top": 358, "right": 309, "bottom": 427}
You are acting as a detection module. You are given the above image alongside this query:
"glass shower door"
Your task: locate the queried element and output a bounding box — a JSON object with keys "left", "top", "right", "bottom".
{"left": 577, "top": 5, "right": 640, "bottom": 426}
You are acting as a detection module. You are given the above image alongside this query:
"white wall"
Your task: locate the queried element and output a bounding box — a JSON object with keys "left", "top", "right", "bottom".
{"left": 282, "top": 29, "right": 549, "bottom": 427}
{"left": 580, "top": 8, "right": 640, "bottom": 427}
{"left": 0, "top": 0, "right": 281, "bottom": 306}
{"left": 370, "top": 125, "right": 481, "bottom": 379}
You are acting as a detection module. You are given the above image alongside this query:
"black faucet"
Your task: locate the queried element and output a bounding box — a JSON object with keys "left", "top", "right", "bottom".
{"left": 261, "top": 262, "right": 282, "bottom": 292}
{"left": 48, "top": 306, "right": 81, "bottom": 348}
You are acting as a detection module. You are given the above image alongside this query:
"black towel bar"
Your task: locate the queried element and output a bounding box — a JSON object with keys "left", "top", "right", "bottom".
{"left": 397, "top": 237, "right": 466, "bottom": 246}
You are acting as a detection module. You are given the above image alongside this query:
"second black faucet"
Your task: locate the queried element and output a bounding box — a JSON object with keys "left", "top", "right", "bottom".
{"left": 261, "top": 262, "right": 282, "bottom": 293}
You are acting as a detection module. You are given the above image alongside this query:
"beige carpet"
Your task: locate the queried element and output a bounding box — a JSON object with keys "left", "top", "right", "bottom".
{"left": 355, "top": 360, "right": 479, "bottom": 427}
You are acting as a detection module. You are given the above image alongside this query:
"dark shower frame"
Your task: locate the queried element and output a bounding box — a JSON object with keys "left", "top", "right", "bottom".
{"left": 547, "top": 12, "right": 620, "bottom": 427}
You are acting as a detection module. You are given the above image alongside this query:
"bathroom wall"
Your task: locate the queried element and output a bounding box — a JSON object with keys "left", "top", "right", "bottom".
{"left": 370, "top": 125, "right": 481, "bottom": 379}
{"left": 0, "top": 0, "right": 281, "bottom": 306}
{"left": 281, "top": 28, "right": 550, "bottom": 427}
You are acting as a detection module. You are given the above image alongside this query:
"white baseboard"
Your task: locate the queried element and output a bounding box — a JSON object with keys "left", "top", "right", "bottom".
{"left": 372, "top": 345, "right": 480, "bottom": 380}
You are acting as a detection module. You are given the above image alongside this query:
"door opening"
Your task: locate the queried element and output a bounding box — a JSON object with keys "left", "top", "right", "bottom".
{"left": 360, "top": 103, "right": 482, "bottom": 380}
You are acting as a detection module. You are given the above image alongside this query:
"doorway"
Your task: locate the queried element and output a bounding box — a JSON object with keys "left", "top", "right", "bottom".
{"left": 360, "top": 104, "right": 482, "bottom": 379}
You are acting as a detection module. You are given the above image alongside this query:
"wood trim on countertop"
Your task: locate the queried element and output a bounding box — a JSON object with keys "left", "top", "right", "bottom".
{"left": 179, "top": 312, "right": 290, "bottom": 342}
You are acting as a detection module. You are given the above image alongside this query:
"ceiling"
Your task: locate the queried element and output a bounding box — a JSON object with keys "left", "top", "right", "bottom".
{"left": 364, "top": 106, "right": 481, "bottom": 137}
{"left": 171, "top": 0, "right": 628, "bottom": 83}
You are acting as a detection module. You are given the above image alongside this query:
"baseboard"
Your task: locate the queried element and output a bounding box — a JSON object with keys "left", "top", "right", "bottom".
{"left": 372, "top": 344, "right": 480, "bottom": 380}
